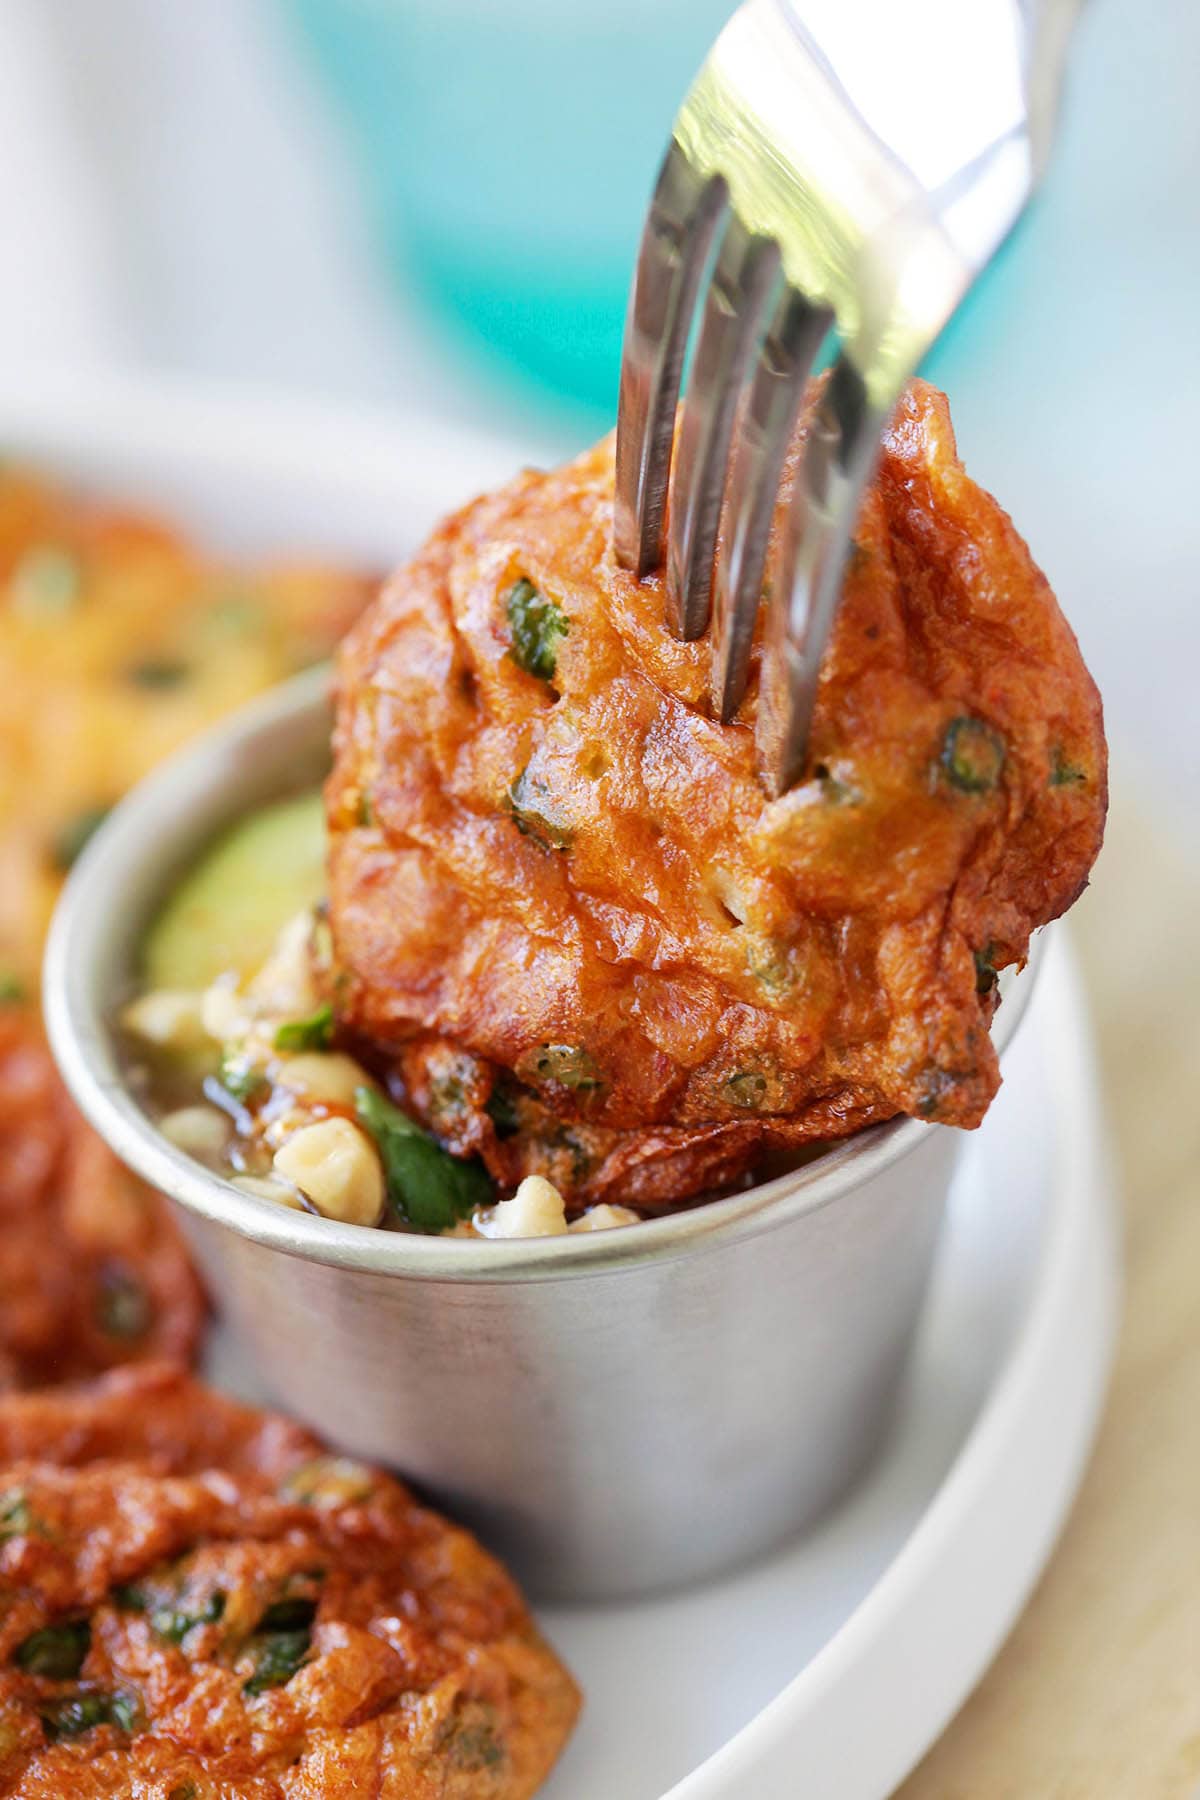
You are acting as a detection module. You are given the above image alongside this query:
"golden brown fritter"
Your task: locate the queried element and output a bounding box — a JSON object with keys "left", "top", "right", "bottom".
{"left": 328, "top": 381, "right": 1106, "bottom": 1208}
{"left": 0, "top": 1007, "right": 205, "bottom": 1391}
{"left": 0, "top": 1364, "right": 580, "bottom": 1797}
{"left": 0, "top": 467, "right": 373, "bottom": 988}
{"left": 0, "top": 466, "right": 374, "bottom": 1380}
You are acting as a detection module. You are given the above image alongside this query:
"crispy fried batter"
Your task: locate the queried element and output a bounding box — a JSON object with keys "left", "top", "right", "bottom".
{"left": 329, "top": 381, "right": 1106, "bottom": 1207}
{"left": 0, "top": 471, "right": 377, "bottom": 1382}
{"left": 0, "top": 1008, "right": 205, "bottom": 1391}
{"left": 0, "top": 467, "right": 374, "bottom": 1380}
{"left": 0, "top": 467, "right": 373, "bottom": 988}
{"left": 0, "top": 1364, "right": 580, "bottom": 1797}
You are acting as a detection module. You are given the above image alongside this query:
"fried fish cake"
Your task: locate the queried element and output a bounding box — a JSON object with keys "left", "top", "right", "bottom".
{"left": 328, "top": 381, "right": 1106, "bottom": 1207}
{"left": 0, "top": 1007, "right": 205, "bottom": 1390}
{"left": 0, "top": 466, "right": 373, "bottom": 987}
{"left": 0, "top": 466, "right": 374, "bottom": 1380}
{"left": 0, "top": 1364, "right": 580, "bottom": 1798}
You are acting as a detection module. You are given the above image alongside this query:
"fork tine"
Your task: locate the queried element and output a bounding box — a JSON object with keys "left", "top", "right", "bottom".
{"left": 614, "top": 142, "right": 727, "bottom": 578}
{"left": 755, "top": 353, "right": 889, "bottom": 797}
{"left": 709, "top": 285, "right": 833, "bottom": 722}
{"left": 665, "top": 218, "right": 780, "bottom": 640}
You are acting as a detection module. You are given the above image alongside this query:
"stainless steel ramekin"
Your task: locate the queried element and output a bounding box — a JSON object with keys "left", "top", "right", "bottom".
{"left": 44, "top": 668, "right": 1036, "bottom": 1602}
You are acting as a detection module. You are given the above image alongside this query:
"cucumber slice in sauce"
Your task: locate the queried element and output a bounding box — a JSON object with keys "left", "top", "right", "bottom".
{"left": 143, "top": 791, "right": 325, "bottom": 991}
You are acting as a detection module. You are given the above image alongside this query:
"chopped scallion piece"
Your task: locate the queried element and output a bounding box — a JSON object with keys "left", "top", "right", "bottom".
{"left": 724, "top": 1069, "right": 768, "bottom": 1110}
{"left": 217, "top": 1047, "right": 266, "bottom": 1105}
{"left": 274, "top": 1003, "right": 334, "bottom": 1054}
{"left": 974, "top": 943, "right": 999, "bottom": 996}
{"left": 150, "top": 1590, "right": 225, "bottom": 1644}
{"left": 940, "top": 717, "right": 1005, "bottom": 794}
{"left": 355, "top": 1087, "right": 491, "bottom": 1234}
{"left": 450, "top": 1714, "right": 506, "bottom": 1771}
{"left": 16, "top": 1619, "right": 90, "bottom": 1679}
{"left": 1049, "top": 748, "right": 1087, "bottom": 787}
{"left": 0, "top": 1490, "right": 35, "bottom": 1540}
{"left": 242, "top": 1627, "right": 311, "bottom": 1697}
{"left": 484, "top": 1084, "right": 521, "bottom": 1138}
{"left": 40, "top": 1689, "right": 137, "bottom": 1740}
{"left": 126, "top": 658, "right": 190, "bottom": 690}
{"left": 206, "top": 593, "right": 265, "bottom": 633}
{"left": 506, "top": 578, "right": 568, "bottom": 682}
{"left": 10, "top": 546, "right": 80, "bottom": 618}
{"left": 523, "top": 1044, "right": 604, "bottom": 1094}
{"left": 257, "top": 1595, "right": 317, "bottom": 1633}
{"left": 508, "top": 766, "right": 572, "bottom": 851}
{"left": 94, "top": 1262, "right": 151, "bottom": 1341}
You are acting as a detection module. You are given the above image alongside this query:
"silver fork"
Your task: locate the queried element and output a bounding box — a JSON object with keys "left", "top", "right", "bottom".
{"left": 614, "top": 0, "right": 1079, "bottom": 795}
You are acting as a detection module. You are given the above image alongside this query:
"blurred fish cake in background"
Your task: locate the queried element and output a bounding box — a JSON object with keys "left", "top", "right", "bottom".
{"left": 0, "top": 1364, "right": 580, "bottom": 1795}
{"left": 0, "top": 463, "right": 375, "bottom": 1387}
{"left": 0, "top": 465, "right": 373, "bottom": 982}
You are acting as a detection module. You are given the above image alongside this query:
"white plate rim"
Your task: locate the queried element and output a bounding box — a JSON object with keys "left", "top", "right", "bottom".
{"left": 667, "top": 930, "right": 1119, "bottom": 1799}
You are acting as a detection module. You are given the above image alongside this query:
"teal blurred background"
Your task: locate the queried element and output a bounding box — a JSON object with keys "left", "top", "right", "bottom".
{"left": 0, "top": 0, "right": 1197, "bottom": 844}
{"left": 288, "top": 0, "right": 733, "bottom": 425}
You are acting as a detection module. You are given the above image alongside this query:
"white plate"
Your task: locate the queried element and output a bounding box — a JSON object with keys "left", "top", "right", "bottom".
{"left": 539, "top": 930, "right": 1118, "bottom": 1799}
{"left": 7, "top": 369, "right": 1119, "bottom": 1800}
{"left": 206, "top": 926, "right": 1115, "bottom": 1800}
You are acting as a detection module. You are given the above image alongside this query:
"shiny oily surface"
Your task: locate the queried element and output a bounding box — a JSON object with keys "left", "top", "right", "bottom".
{"left": 328, "top": 382, "right": 1105, "bottom": 1210}
{"left": 35, "top": 374, "right": 1071, "bottom": 1602}
{"left": 44, "top": 658, "right": 1038, "bottom": 1600}
{"left": 46, "top": 667, "right": 1039, "bottom": 1282}
{"left": 0, "top": 1364, "right": 579, "bottom": 1796}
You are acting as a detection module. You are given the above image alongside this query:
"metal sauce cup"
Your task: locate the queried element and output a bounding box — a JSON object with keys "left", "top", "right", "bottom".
{"left": 44, "top": 668, "right": 1036, "bottom": 1602}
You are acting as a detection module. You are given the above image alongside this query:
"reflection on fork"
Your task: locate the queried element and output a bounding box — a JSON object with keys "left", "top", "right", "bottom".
{"left": 614, "top": 0, "right": 1079, "bottom": 795}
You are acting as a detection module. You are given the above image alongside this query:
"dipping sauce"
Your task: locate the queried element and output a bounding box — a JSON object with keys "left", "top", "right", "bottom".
{"left": 121, "top": 791, "right": 638, "bottom": 1238}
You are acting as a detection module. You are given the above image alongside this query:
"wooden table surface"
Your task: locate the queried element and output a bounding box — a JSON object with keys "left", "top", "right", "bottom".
{"left": 898, "top": 795, "right": 1200, "bottom": 1798}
